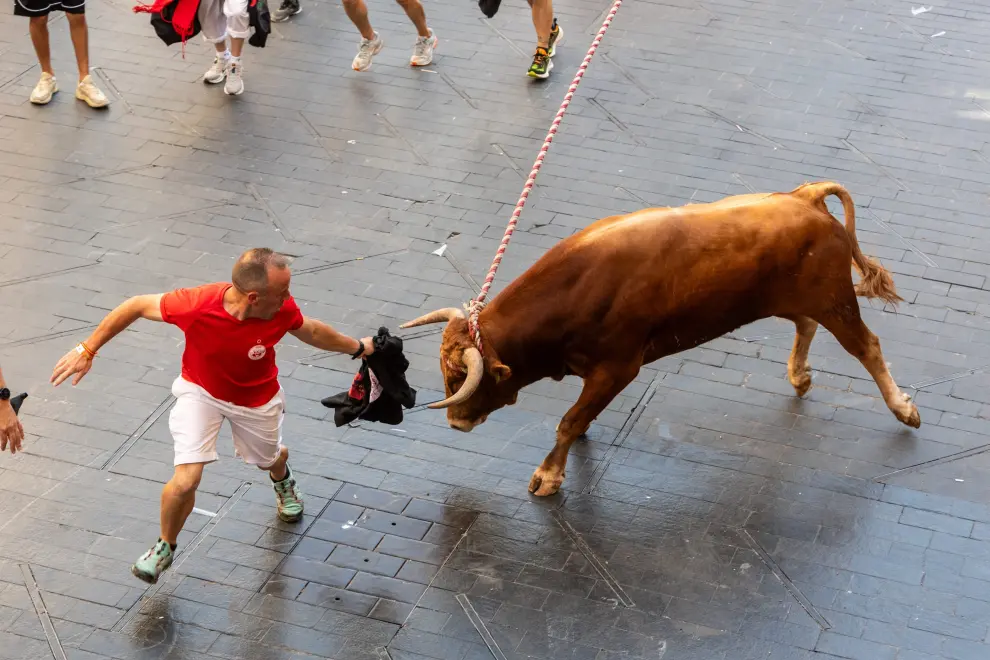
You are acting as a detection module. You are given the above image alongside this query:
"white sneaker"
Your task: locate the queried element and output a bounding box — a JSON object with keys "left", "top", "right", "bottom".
{"left": 352, "top": 32, "right": 384, "bottom": 72}
{"left": 75, "top": 75, "right": 109, "bottom": 108}
{"left": 224, "top": 61, "right": 244, "bottom": 95}
{"left": 410, "top": 29, "right": 437, "bottom": 67}
{"left": 30, "top": 72, "right": 58, "bottom": 105}
{"left": 204, "top": 54, "right": 228, "bottom": 84}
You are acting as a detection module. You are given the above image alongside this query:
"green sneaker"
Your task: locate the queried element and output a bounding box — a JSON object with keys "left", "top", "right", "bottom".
{"left": 528, "top": 47, "right": 553, "bottom": 79}
{"left": 131, "top": 539, "right": 174, "bottom": 584}
{"left": 273, "top": 465, "right": 304, "bottom": 522}
{"left": 547, "top": 18, "right": 563, "bottom": 58}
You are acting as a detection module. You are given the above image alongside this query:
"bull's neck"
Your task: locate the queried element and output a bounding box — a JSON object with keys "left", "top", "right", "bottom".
{"left": 477, "top": 296, "right": 557, "bottom": 384}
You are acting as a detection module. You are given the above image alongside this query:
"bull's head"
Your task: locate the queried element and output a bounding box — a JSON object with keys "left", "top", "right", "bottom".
{"left": 401, "top": 307, "right": 516, "bottom": 432}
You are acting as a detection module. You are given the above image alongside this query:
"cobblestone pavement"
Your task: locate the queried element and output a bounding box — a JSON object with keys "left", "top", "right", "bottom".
{"left": 3, "top": 0, "right": 990, "bottom": 658}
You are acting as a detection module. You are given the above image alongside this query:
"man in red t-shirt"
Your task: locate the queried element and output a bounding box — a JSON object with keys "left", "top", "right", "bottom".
{"left": 50, "top": 248, "right": 375, "bottom": 585}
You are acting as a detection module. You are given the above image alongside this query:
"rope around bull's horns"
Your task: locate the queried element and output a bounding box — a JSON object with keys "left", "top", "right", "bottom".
{"left": 466, "top": 0, "right": 625, "bottom": 355}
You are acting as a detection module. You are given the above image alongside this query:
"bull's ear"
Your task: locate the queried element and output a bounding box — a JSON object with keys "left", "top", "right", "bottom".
{"left": 491, "top": 362, "right": 512, "bottom": 383}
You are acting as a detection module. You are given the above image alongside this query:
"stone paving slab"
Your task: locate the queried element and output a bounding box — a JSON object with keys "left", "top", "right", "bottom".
{"left": 4, "top": 0, "right": 990, "bottom": 658}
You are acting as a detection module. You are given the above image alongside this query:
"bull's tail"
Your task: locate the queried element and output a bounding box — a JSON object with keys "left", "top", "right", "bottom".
{"left": 795, "top": 182, "right": 903, "bottom": 307}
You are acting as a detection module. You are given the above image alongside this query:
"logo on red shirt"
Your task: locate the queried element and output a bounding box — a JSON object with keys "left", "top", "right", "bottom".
{"left": 247, "top": 342, "right": 266, "bottom": 360}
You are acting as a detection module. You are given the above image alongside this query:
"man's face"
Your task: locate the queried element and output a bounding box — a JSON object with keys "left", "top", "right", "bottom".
{"left": 249, "top": 266, "right": 291, "bottom": 319}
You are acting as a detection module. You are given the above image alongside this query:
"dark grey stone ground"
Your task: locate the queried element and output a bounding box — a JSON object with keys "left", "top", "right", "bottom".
{"left": 3, "top": 0, "right": 990, "bottom": 658}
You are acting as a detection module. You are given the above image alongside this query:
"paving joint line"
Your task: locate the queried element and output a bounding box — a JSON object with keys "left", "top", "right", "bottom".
{"left": 94, "top": 203, "right": 232, "bottom": 233}
{"left": 588, "top": 97, "right": 646, "bottom": 146}
{"left": 863, "top": 208, "right": 937, "bottom": 268}
{"left": 20, "top": 564, "right": 67, "bottom": 660}
{"left": 247, "top": 183, "right": 294, "bottom": 240}
{"left": 873, "top": 442, "right": 990, "bottom": 482}
{"left": 696, "top": 105, "right": 786, "bottom": 150}
{"left": 732, "top": 172, "right": 758, "bottom": 193}
{"left": 908, "top": 364, "right": 990, "bottom": 390}
{"left": 112, "top": 481, "right": 251, "bottom": 632}
{"left": 91, "top": 67, "right": 132, "bottom": 114}
{"left": 292, "top": 249, "right": 409, "bottom": 277}
{"left": 739, "top": 529, "right": 832, "bottom": 630}
{"left": 615, "top": 185, "right": 651, "bottom": 207}
{"left": 101, "top": 395, "right": 177, "bottom": 470}
{"left": 0, "top": 324, "right": 97, "bottom": 348}
{"left": 435, "top": 70, "right": 480, "bottom": 109}
{"left": 456, "top": 593, "right": 509, "bottom": 660}
{"left": 584, "top": 372, "right": 665, "bottom": 494}
{"left": 550, "top": 509, "right": 635, "bottom": 607}
{"left": 600, "top": 52, "right": 654, "bottom": 100}
{"left": 0, "top": 263, "right": 99, "bottom": 289}
{"left": 299, "top": 111, "right": 341, "bottom": 163}
{"left": 840, "top": 138, "right": 909, "bottom": 191}
{"left": 376, "top": 113, "right": 429, "bottom": 166}
{"left": 443, "top": 247, "right": 483, "bottom": 294}
{"left": 479, "top": 18, "right": 528, "bottom": 58}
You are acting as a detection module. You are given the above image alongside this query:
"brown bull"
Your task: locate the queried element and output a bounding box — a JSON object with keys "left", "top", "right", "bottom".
{"left": 402, "top": 182, "right": 921, "bottom": 497}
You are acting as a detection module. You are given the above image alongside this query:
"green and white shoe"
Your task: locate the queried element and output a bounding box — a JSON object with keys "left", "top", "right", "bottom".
{"left": 131, "top": 539, "right": 174, "bottom": 584}
{"left": 273, "top": 465, "right": 304, "bottom": 522}
{"left": 547, "top": 18, "right": 563, "bottom": 58}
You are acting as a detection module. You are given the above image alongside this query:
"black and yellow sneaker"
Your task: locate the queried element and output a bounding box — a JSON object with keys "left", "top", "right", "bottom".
{"left": 547, "top": 18, "right": 563, "bottom": 58}
{"left": 528, "top": 47, "right": 553, "bottom": 79}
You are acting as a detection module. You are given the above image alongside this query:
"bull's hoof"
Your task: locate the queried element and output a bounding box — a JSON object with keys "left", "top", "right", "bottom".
{"left": 894, "top": 392, "right": 921, "bottom": 428}
{"left": 789, "top": 365, "right": 812, "bottom": 398}
{"left": 528, "top": 466, "right": 564, "bottom": 497}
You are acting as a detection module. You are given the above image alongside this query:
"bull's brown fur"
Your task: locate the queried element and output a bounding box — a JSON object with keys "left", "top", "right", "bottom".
{"left": 404, "top": 182, "right": 920, "bottom": 497}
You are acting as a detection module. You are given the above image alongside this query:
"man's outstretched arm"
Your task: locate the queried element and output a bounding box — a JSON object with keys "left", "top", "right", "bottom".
{"left": 289, "top": 317, "right": 375, "bottom": 358}
{"left": 51, "top": 294, "right": 165, "bottom": 387}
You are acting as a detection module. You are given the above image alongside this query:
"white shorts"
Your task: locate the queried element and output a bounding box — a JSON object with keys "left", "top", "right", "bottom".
{"left": 198, "top": 0, "right": 250, "bottom": 42}
{"left": 169, "top": 376, "right": 285, "bottom": 468}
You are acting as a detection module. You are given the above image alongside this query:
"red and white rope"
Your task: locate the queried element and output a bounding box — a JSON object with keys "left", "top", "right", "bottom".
{"left": 467, "top": 0, "right": 624, "bottom": 353}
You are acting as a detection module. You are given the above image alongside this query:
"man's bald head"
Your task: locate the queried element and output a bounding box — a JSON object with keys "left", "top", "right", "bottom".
{"left": 232, "top": 248, "right": 291, "bottom": 294}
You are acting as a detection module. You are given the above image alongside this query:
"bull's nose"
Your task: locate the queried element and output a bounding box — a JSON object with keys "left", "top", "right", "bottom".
{"left": 449, "top": 420, "right": 474, "bottom": 432}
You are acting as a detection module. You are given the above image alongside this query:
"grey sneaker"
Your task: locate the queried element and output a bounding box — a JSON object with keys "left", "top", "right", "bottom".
{"left": 204, "top": 54, "right": 228, "bottom": 84}
{"left": 272, "top": 0, "right": 301, "bottom": 22}
{"left": 273, "top": 465, "right": 304, "bottom": 522}
{"left": 131, "top": 539, "right": 174, "bottom": 584}
{"left": 352, "top": 32, "right": 384, "bottom": 72}
{"left": 410, "top": 29, "right": 437, "bottom": 66}
{"left": 224, "top": 61, "right": 244, "bottom": 96}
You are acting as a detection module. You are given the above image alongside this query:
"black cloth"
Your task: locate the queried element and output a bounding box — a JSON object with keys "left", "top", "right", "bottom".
{"left": 149, "top": 0, "right": 202, "bottom": 46}
{"left": 10, "top": 393, "right": 27, "bottom": 416}
{"left": 322, "top": 327, "right": 416, "bottom": 427}
{"left": 477, "top": 0, "right": 501, "bottom": 18}
{"left": 248, "top": 0, "right": 271, "bottom": 48}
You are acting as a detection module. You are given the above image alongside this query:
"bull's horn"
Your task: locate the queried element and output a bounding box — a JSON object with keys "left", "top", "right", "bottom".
{"left": 400, "top": 307, "right": 465, "bottom": 329}
{"left": 428, "top": 347, "right": 483, "bottom": 409}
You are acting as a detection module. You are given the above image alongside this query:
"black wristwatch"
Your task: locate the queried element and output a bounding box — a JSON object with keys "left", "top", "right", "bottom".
{"left": 0, "top": 388, "right": 9, "bottom": 402}
{"left": 350, "top": 339, "right": 366, "bottom": 360}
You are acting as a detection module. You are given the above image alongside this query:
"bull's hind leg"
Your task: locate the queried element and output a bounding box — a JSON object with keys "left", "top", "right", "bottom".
{"left": 817, "top": 310, "right": 921, "bottom": 428}
{"left": 529, "top": 362, "right": 640, "bottom": 497}
{"left": 784, "top": 315, "right": 819, "bottom": 397}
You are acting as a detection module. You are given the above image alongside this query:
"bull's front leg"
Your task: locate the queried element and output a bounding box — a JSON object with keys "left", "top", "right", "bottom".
{"left": 529, "top": 364, "right": 641, "bottom": 497}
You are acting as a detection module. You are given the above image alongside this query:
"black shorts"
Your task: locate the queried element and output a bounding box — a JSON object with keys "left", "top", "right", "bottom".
{"left": 13, "top": 0, "right": 85, "bottom": 16}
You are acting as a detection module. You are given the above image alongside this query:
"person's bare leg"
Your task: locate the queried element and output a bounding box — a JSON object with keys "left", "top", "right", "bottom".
{"left": 28, "top": 17, "right": 53, "bottom": 75}
{"left": 160, "top": 463, "right": 205, "bottom": 545}
{"left": 230, "top": 36, "right": 244, "bottom": 58}
{"left": 528, "top": 0, "right": 553, "bottom": 48}
{"left": 395, "top": 0, "right": 429, "bottom": 38}
{"left": 264, "top": 445, "right": 289, "bottom": 481}
{"left": 65, "top": 13, "right": 90, "bottom": 82}
{"left": 342, "top": 0, "right": 375, "bottom": 40}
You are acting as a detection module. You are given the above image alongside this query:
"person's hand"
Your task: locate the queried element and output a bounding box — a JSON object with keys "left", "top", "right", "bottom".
{"left": 360, "top": 337, "right": 375, "bottom": 358}
{"left": 0, "top": 400, "right": 23, "bottom": 455}
{"left": 51, "top": 346, "right": 94, "bottom": 387}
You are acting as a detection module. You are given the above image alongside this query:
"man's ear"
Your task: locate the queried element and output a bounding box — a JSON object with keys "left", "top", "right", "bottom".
{"left": 490, "top": 362, "right": 512, "bottom": 383}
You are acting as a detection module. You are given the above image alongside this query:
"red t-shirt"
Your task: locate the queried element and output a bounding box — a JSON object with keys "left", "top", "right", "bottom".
{"left": 160, "top": 282, "right": 305, "bottom": 407}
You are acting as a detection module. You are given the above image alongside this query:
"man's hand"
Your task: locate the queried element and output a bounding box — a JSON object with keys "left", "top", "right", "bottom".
{"left": 0, "top": 400, "right": 23, "bottom": 455}
{"left": 50, "top": 348, "right": 94, "bottom": 387}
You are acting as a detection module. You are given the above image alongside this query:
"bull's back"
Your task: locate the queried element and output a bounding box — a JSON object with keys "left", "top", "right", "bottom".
{"left": 509, "top": 191, "right": 851, "bottom": 350}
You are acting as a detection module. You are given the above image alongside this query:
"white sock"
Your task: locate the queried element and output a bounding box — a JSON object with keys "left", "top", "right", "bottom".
{"left": 216, "top": 49, "right": 231, "bottom": 61}
{"left": 230, "top": 55, "right": 241, "bottom": 66}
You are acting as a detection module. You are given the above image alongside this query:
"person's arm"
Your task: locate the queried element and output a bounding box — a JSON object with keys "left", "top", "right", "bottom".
{"left": 289, "top": 317, "right": 375, "bottom": 358}
{"left": 0, "top": 364, "right": 24, "bottom": 455}
{"left": 50, "top": 294, "right": 165, "bottom": 387}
